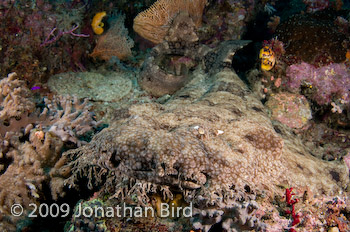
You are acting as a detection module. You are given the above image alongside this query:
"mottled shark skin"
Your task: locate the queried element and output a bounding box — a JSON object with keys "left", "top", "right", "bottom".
{"left": 53, "top": 61, "right": 349, "bottom": 200}
{"left": 202, "top": 40, "right": 251, "bottom": 74}
{"left": 138, "top": 11, "right": 251, "bottom": 97}
{"left": 52, "top": 64, "right": 349, "bottom": 231}
{"left": 50, "top": 12, "right": 349, "bottom": 232}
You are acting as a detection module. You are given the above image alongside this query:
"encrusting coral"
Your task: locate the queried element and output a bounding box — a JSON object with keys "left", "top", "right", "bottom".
{"left": 0, "top": 72, "right": 35, "bottom": 121}
{"left": 265, "top": 92, "right": 312, "bottom": 129}
{"left": 133, "top": 0, "right": 207, "bottom": 44}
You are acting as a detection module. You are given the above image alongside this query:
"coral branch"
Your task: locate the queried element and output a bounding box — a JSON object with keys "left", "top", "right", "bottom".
{"left": 40, "top": 25, "right": 89, "bottom": 47}
{"left": 285, "top": 188, "right": 301, "bottom": 230}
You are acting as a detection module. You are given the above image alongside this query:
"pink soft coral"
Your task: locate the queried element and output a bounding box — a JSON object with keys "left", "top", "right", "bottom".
{"left": 286, "top": 62, "right": 350, "bottom": 105}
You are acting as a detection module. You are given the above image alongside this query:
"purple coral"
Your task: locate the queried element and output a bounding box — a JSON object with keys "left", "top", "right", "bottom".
{"left": 286, "top": 62, "right": 350, "bottom": 105}
{"left": 40, "top": 25, "right": 89, "bottom": 47}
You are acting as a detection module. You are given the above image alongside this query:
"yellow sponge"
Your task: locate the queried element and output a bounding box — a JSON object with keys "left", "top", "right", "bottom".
{"left": 91, "top": 11, "right": 106, "bottom": 35}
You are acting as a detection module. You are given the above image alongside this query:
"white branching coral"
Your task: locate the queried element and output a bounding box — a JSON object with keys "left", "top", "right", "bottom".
{"left": 0, "top": 72, "right": 100, "bottom": 147}
{"left": 0, "top": 73, "right": 102, "bottom": 229}
{"left": 42, "top": 95, "right": 101, "bottom": 146}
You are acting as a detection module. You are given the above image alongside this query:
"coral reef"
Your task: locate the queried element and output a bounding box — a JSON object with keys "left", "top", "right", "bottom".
{"left": 0, "top": 1, "right": 91, "bottom": 82}
{"left": 265, "top": 92, "right": 312, "bottom": 129}
{"left": 90, "top": 13, "right": 134, "bottom": 61}
{"left": 286, "top": 62, "right": 350, "bottom": 106}
{"left": 257, "top": 186, "right": 350, "bottom": 231}
{"left": 303, "top": 0, "right": 344, "bottom": 12}
{"left": 276, "top": 12, "right": 348, "bottom": 66}
{"left": 0, "top": 72, "right": 35, "bottom": 121}
{"left": 303, "top": 0, "right": 330, "bottom": 12}
{"left": 199, "top": 0, "right": 254, "bottom": 46}
{"left": 66, "top": 196, "right": 190, "bottom": 232}
{"left": 299, "top": 122, "right": 350, "bottom": 161}
{"left": 42, "top": 95, "right": 101, "bottom": 146}
{"left": 52, "top": 65, "right": 349, "bottom": 230}
{"left": 133, "top": 0, "right": 207, "bottom": 44}
{"left": 0, "top": 130, "right": 63, "bottom": 230}
{"left": 67, "top": 199, "right": 109, "bottom": 232}
{"left": 0, "top": 71, "right": 102, "bottom": 230}
{"left": 0, "top": 72, "right": 42, "bottom": 138}
{"left": 1, "top": 1, "right": 350, "bottom": 231}
{"left": 0, "top": 72, "right": 101, "bottom": 147}
{"left": 191, "top": 199, "right": 265, "bottom": 231}
{"left": 52, "top": 2, "right": 85, "bottom": 33}
{"left": 267, "top": 15, "right": 280, "bottom": 33}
